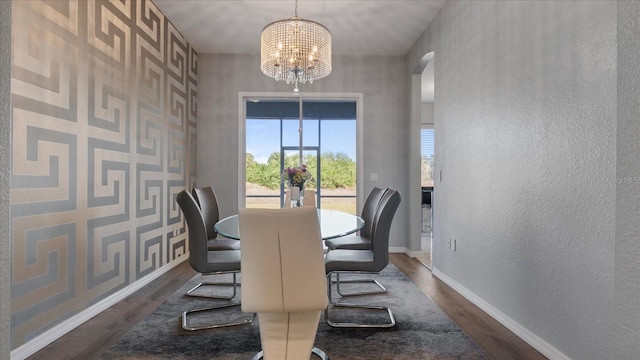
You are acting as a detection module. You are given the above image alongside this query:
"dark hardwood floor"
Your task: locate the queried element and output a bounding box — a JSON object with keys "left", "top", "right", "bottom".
{"left": 393, "top": 254, "right": 547, "bottom": 360}
{"left": 27, "top": 262, "right": 197, "bottom": 360}
{"left": 27, "top": 253, "right": 546, "bottom": 360}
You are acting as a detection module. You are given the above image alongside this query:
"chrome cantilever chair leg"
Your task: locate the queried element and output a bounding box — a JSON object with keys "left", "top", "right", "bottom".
{"left": 182, "top": 305, "right": 256, "bottom": 331}
{"left": 252, "top": 347, "right": 330, "bottom": 360}
{"left": 182, "top": 271, "right": 255, "bottom": 331}
{"left": 324, "top": 272, "right": 395, "bottom": 328}
{"left": 332, "top": 272, "right": 386, "bottom": 298}
{"left": 186, "top": 272, "right": 239, "bottom": 300}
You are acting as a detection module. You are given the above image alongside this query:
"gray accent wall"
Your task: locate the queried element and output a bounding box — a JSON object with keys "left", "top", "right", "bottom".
{"left": 197, "top": 53, "right": 409, "bottom": 248}
{"left": 408, "top": 1, "right": 638, "bottom": 359}
{"left": 1, "top": 1, "right": 12, "bottom": 358}
{"left": 8, "top": 0, "right": 196, "bottom": 352}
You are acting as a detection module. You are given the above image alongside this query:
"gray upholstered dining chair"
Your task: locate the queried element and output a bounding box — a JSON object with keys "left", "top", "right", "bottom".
{"left": 192, "top": 186, "right": 240, "bottom": 251}
{"left": 176, "top": 190, "right": 254, "bottom": 331}
{"left": 324, "top": 187, "right": 388, "bottom": 297}
{"left": 189, "top": 186, "right": 241, "bottom": 302}
{"left": 325, "top": 187, "right": 387, "bottom": 250}
{"left": 238, "top": 207, "right": 329, "bottom": 360}
{"left": 323, "top": 189, "right": 401, "bottom": 328}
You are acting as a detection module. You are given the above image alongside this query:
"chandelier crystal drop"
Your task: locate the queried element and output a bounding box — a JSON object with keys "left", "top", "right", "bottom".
{"left": 260, "top": 0, "right": 332, "bottom": 92}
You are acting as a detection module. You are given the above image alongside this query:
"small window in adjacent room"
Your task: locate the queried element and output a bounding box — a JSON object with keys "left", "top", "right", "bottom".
{"left": 420, "top": 126, "right": 434, "bottom": 187}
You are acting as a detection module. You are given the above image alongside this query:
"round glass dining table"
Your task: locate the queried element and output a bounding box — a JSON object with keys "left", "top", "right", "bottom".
{"left": 214, "top": 208, "right": 364, "bottom": 240}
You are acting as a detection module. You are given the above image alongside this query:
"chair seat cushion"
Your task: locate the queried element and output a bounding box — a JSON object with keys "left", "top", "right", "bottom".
{"left": 324, "top": 249, "right": 377, "bottom": 273}
{"left": 324, "top": 235, "right": 371, "bottom": 250}
{"left": 201, "top": 250, "right": 241, "bottom": 272}
{"left": 207, "top": 238, "right": 240, "bottom": 250}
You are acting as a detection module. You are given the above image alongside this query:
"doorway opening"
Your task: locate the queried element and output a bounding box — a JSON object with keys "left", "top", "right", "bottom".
{"left": 420, "top": 126, "right": 434, "bottom": 269}
{"left": 414, "top": 51, "right": 435, "bottom": 269}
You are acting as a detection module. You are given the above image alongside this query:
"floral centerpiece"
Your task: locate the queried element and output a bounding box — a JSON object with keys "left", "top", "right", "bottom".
{"left": 281, "top": 164, "right": 312, "bottom": 190}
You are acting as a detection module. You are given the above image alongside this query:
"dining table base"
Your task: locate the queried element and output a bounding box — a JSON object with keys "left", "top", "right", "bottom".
{"left": 251, "top": 346, "right": 330, "bottom": 360}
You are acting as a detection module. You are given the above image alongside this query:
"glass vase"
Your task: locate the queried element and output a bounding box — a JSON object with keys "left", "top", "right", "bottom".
{"left": 289, "top": 186, "right": 306, "bottom": 207}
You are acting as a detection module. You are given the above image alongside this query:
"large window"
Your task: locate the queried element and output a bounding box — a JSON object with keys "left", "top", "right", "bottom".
{"left": 244, "top": 99, "right": 357, "bottom": 213}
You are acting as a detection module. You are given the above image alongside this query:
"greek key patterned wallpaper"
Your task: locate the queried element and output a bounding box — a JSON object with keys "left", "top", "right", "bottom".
{"left": 10, "top": 0, "right": 196, "bottom": 347}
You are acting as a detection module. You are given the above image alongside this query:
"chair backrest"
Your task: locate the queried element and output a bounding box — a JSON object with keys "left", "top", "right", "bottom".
{"left": 302, "top": 188, "right": 316, "bottom": 207}
{"left": 283, "top": 188, "right": 291, "bottom": 208}
{"left": 176, "top": 190, "right": 210, "bottom": 272}
{"left": 192, "top": 186, "right": 220, "bottom": 239}
{"left": 370, "top": 189, "right": 401, "bottom": 271}
{"left": 360, "top": 187, "right": 388, "bottom": 239}
{"left": 238, "top": 207, "right": 328, "bottom": 313}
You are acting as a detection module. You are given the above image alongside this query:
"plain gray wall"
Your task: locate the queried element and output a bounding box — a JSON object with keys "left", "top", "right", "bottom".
{"left": 197, "top": 53, "right": 411, "bottom": 248}
{"left": 421, "top": 102, "right": 434, "bottom": 124}
{"left": 407, "top": 1, "right": 635, "bottom": 359}
{"left": 614, "top": 1, "right": 640, "bottom": 358}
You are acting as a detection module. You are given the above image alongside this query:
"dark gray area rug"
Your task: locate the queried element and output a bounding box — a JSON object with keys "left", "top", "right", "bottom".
{"left": 99, "top": 264, "right": 488, "bottom": 359}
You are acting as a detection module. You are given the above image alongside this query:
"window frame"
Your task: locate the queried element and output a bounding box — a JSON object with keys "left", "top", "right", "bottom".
{"left": 238, "top": 92, "right": 364, "bottom": 212}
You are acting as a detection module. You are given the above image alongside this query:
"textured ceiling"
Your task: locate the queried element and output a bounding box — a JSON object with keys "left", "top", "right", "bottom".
{"left": 154, "top": 0, "right": 443, "bottom": 102}
{"left": 154, "top": 0, "right": 447, "bottom": 56}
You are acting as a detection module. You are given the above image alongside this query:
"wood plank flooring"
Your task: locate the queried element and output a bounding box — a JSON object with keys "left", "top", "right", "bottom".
{"left": 26, "top": 262, "right": 197, "bottom": 360}
{"left": 27, "top": 254, "right": 546, "bottom": 360}
{"left": 391, "top": 253, "right": 547, "bottom": 360}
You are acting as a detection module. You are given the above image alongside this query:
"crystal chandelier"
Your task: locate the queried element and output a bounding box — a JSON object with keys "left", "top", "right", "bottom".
{"left": 260, "top": 0, "right": 332, "bottom": 92}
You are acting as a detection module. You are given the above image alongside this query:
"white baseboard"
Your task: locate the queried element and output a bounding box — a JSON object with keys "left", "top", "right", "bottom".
{"left": 431, "top": 267, "right": 570, "bottom": 360}
{"left": 390, "top": 247, "right": 428, "bottom": 259}
{"left": 405, "top": 249, "right": 428, "bottom": 258}
{"left": 10, "top": 257, "right": 188, "bottom": 360}
{"left": 389, "top": 246, "right": 408, "bottom": 253}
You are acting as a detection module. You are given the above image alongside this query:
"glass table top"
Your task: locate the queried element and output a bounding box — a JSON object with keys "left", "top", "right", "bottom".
{"left": 214, "top": 208, "right": 364, "bottom": 240}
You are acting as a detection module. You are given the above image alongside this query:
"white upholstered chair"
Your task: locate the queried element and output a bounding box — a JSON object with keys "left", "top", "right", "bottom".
{"left": 302, "top": 188, "right": 316, "bottom": 207}
{"left": 282, "top": 187, "right": 316, "bottom": 208}
{"left": 283, "top": 187, "right": 291, "bottom": 207}
{"left": 239, "top": 207, "right": 329, "bottom": 360}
